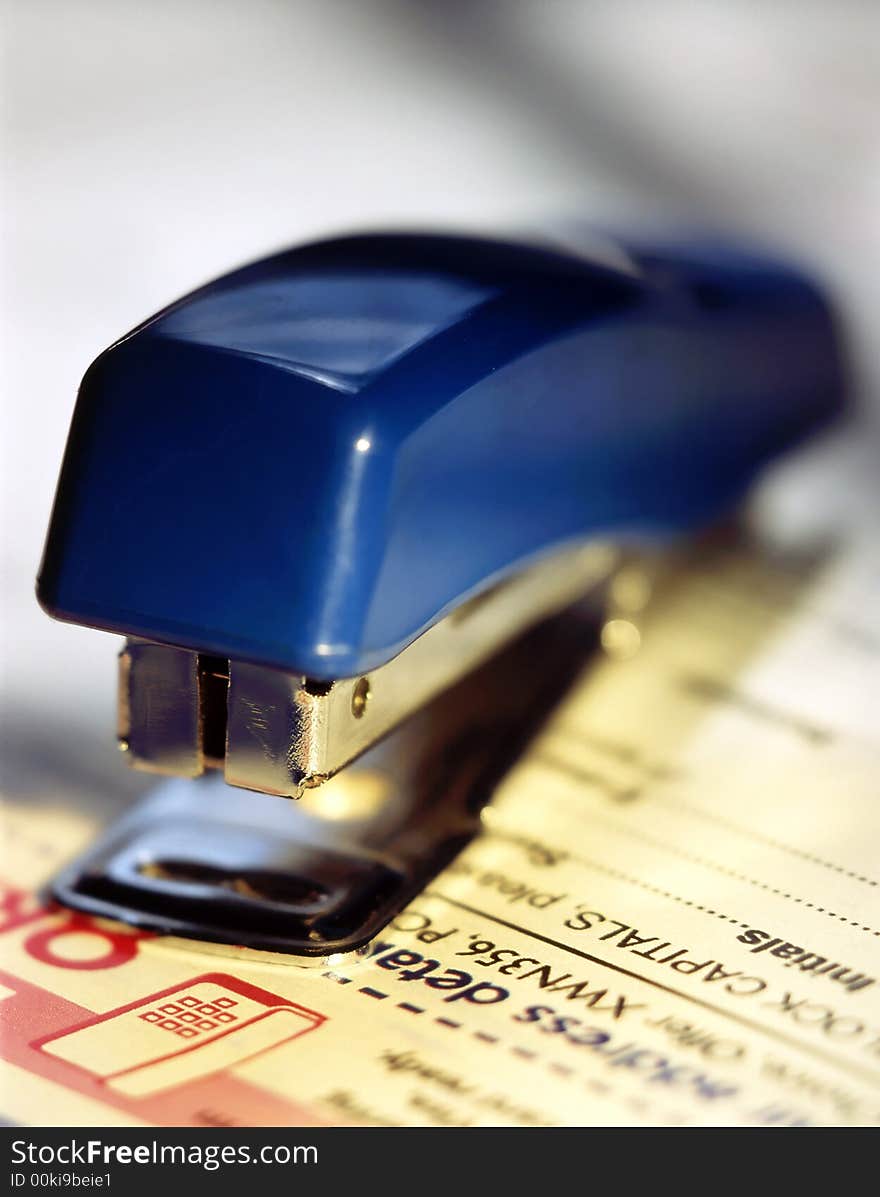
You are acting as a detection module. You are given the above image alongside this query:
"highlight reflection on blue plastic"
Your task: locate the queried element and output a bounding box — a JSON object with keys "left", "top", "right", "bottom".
{"left": 38, "top": 232, "right": 846, "bottom": 679}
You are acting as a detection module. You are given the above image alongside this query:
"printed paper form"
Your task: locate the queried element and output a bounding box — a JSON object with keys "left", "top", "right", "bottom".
{"left": 2, "top": 434, "right": 879, "bottom": 1126}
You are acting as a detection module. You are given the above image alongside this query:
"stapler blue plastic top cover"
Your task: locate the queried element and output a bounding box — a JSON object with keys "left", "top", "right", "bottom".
{"left": 38, "top": 231, "right": 845, "bottom": 798}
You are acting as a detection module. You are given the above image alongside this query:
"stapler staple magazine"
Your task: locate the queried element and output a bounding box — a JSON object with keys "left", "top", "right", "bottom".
{"left": 37, "top": 230, "right": 846, "bottom": 955}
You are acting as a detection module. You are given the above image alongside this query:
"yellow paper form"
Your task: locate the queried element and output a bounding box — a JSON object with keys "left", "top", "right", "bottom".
{"left": 2, "top": 444, "right": 879, "bottom": 1127}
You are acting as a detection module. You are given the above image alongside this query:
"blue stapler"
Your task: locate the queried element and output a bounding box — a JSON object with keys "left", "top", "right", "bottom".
{"left": 37, "top": 230, "right": 846, "bottom": 953}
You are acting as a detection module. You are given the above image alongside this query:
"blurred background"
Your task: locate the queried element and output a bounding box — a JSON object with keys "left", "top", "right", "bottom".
{"left": 2, "top": 0, "right": 879, "bottom": 810}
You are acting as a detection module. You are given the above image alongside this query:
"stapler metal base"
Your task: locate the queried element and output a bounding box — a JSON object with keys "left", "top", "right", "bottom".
{"left": 51, "top": 602, "right": 602, "bottom": 956}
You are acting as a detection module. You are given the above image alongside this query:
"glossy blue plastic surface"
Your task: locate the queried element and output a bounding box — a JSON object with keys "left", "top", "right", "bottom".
{"left": 38, "top": 232, "right": 846, "bottom": 679}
